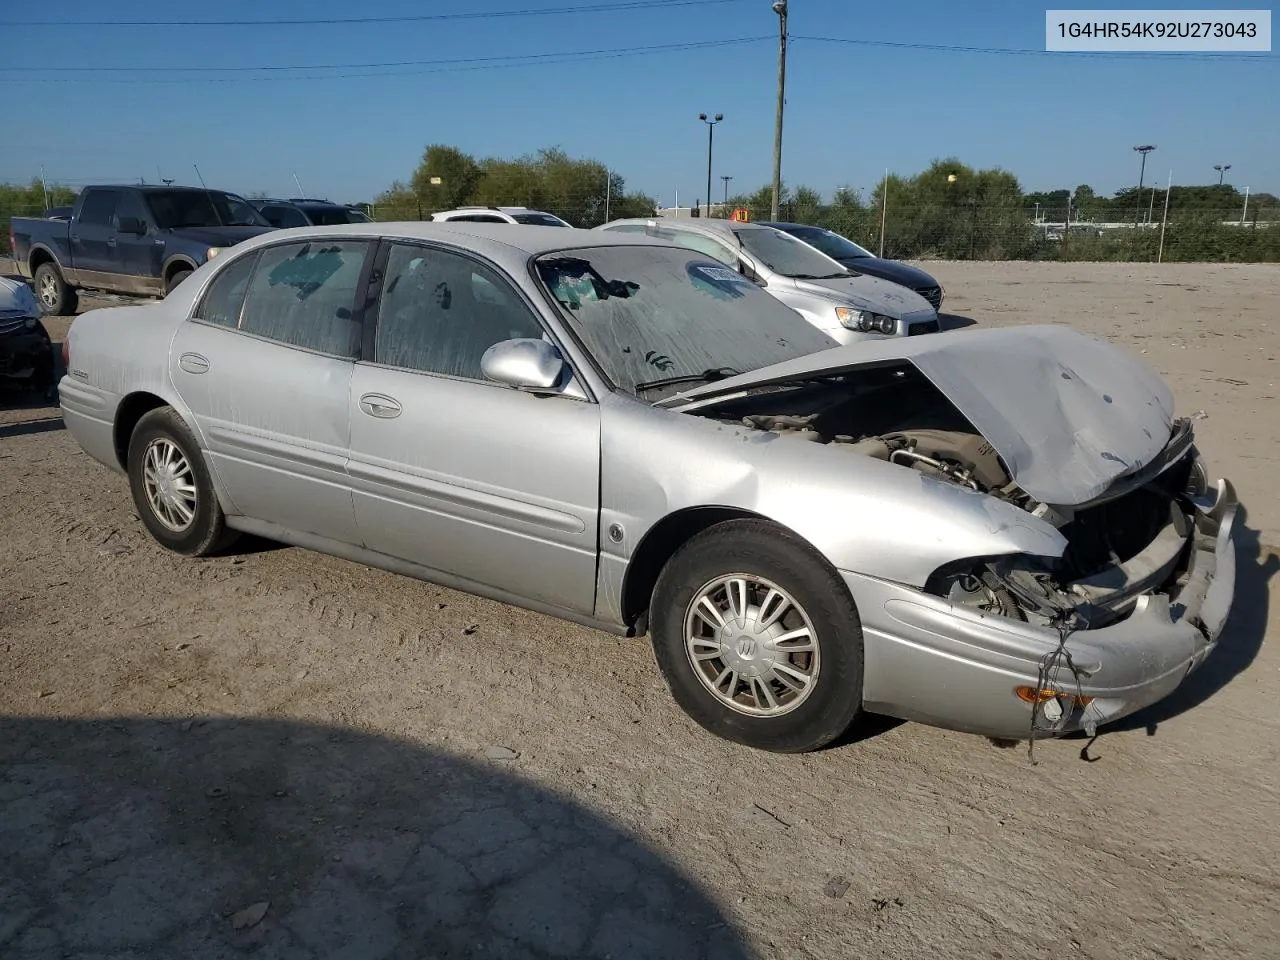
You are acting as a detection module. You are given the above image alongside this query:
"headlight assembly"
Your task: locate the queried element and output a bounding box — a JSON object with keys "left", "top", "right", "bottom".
{"left": 835, "top": 306, "right": 896, "bottom": 335}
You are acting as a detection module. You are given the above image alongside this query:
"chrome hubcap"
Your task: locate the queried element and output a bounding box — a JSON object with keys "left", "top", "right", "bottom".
{"left": 684, "top": 574, "right": 820, "bottom": 717}
{"left": 142, "top": 439, "right": 197, "bottom": 532}
{"left": 38, "top": 273, "right": 58, "bottom": 308}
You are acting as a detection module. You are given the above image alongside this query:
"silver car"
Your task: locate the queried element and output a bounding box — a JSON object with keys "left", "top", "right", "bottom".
{"left": 59, "top": 222, "right": 1238, "bottom": 753}
{"left": 596, "top": 217, "right": 941, "bottom": 341}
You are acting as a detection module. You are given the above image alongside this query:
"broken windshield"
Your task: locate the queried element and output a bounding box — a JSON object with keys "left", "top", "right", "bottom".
{"left": 535, "top": 245, "right": 836, "bottom": 396}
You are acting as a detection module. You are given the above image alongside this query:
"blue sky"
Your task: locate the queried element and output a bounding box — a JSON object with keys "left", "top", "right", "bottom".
{"left": 1, "top": 1, "right": 1275, "bottom": 205}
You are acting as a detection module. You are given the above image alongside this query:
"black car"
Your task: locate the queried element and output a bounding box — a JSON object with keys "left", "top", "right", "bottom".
{"left": 759, "top": 221, "right": 944, "bottom": 311}
{"left": 0, "top": 277, "right": 57, "bottom": 401}
{"left": 251, "top": 198, "right": 372, "bottom": 229}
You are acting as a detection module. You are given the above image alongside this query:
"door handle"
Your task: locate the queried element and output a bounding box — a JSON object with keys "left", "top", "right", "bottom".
{"left": 359, "top": 393, "right": 402, "bottom": 419}
{"left": 107, "top": 237, "right": 117, "bottom": 247}
{"left": 179, "top": 352, "right": 210, "bottom": 374}
{"left": 70, "top": 234, "right": 80, "bottom": 242}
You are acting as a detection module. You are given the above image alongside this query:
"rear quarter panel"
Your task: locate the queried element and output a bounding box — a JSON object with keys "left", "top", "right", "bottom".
{"left": 11, "top": 217, "right": 74, "bottom": 277}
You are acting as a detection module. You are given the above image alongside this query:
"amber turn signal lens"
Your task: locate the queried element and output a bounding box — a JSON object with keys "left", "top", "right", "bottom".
{"left": 1014, "top": 686, "right": 1093, "bottom": 707}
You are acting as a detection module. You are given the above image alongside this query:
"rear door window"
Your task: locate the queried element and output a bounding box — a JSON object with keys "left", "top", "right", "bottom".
{"left": 237, "top": 240, "right": 370, "bottom": 357}
{"left": 194, "top": 251, "right": 258, "bottom": 327}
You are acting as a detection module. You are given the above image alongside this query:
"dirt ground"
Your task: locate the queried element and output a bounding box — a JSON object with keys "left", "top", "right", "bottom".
{"left": 2, "top": 261, "right": 1278, "bottom": 959}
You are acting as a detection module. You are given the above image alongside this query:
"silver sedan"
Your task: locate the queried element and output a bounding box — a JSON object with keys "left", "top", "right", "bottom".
{"left": 58, "top": 222, "right": 1238, "bottom": 752}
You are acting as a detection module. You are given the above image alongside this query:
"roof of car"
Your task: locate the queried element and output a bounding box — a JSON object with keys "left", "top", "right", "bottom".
{"left": 599, "top": 217, "right": 770, "bottom": 236}
{"left": 225, "top": 220, "right": 674, "bottom": 262}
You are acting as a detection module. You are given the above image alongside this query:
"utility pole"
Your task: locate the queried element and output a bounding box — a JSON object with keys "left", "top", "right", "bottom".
{"left": 1214, "top": 163, "right": 1231, "bottom": 185}
{"left": 721, "top": 175, "right": 733, "bottom": 208}
{"left": 1133, "top": 144, "right": 1155, "bottom": 226}
{"left": 1157, "top": 170, "right": 1172, "bottom": 263}
{"left": 1241, "top": 185, "right": 1250, "bottom": 225}
{"left": 770, "top": 0, "right": 788, "bottom": 220}
{"left": 38, "top": 165, "right": 50, "bottom": 211}
{"left": 698, "top": 113, "right": 722, "bottom": 217}
{"left": 877, "top": 169, "right": 888, "bottom": 257}
{"left": 604, "top": 169, "right": 611, "bottom": 223}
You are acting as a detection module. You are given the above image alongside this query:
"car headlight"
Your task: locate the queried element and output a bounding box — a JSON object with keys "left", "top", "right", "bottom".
{"left": 206, "top": 246, "right": 222, "bottom": 260}
{"left": 835, "top": 307, "right": 897, "bottom": 335}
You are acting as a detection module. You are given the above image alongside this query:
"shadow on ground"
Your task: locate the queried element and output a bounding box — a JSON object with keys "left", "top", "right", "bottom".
{"left": 0, "top": 717, "right": 751, "bottom": 960}
{"left": 1105, "top": 508, "right": 1276, "bottom": 736}
{"left": 0, "top": 416, "right": 64, "bottom": 439}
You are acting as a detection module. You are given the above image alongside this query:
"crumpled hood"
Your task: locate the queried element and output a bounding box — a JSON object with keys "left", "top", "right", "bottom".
{"left": 166, "top": 225, "right": 275, "bottom": 247}
{"left": 669, "top": 324, "right": 1175, "bottom": 506}
{"left": 791, "top": 273, "right": 937, "bottom": 319}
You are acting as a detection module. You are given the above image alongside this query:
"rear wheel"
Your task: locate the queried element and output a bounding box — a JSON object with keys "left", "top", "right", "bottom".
{"left": 33, "top": 262, "right": 78, "bottom": 316}
{"left": 127, "top": 407, "right": 237, "bottom": 556}
{"left": 165, "top": 269, "right": 193, "bottom": 295}
{"left": 650, "top": 519, "right": 864, "bottom": 753}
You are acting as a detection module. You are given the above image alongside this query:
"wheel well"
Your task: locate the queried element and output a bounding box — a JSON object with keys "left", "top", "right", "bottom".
{"left": 113, "top": 393, "right": 169, "bottom": 469}
{"left": 620, "top": 506, "right": 765, "bottom": 631}
{"left": 29, "top": 248, "right": 54, "bottom": 273}
{"left": 164, "top": 260, "right": 195, "bottom": 283}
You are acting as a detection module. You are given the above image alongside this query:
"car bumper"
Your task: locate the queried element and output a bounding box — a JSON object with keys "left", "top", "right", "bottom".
{"left": 0, "top": 329, "right": 55, "bottom": 384}
{"left": 848, "top": 476, "right": 1238, "bottom": 740}
{"left": 58, "top": 374, "right": 125, "bottom": 474}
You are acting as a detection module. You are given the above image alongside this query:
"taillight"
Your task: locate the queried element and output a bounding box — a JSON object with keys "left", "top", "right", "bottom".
{"left": 61, "top": 337, "right": 70, "bottom": 370}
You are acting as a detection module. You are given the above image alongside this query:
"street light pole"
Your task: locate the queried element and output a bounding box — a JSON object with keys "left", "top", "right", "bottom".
{"left": 698, "top": 112, "right": 723, "bottom": 217}
{"left": 770, "top": 0, "right": 788, "bottom": 221}
{"left": 721, "top": 175, "right": 733, "bottom": 208}
{"left": 1214, "top": 163, "right": 1231, "bottom": 185}
{"left": 1133, "top": 144, "right": 1155, "bottom": 225}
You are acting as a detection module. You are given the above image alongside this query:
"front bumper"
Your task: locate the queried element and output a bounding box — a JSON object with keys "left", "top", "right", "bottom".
{"left": 849, "top": 476, "right": 1238, "bottom": 740}
{"left": 0, "top": 328, "right": 56, "bottom": 386}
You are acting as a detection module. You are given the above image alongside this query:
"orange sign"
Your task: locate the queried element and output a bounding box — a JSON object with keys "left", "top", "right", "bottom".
{"left": 730, "top": 208, "right": 750, "bottom": 222}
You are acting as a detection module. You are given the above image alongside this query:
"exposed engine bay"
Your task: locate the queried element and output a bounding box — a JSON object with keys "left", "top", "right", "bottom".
{"left": 689, "top": 364, "right": 1209, "bottom": 632}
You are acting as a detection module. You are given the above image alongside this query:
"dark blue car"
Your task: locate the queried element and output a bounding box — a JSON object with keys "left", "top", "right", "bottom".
{"left": 759, "top": 221, "right": 944, "bottom": 312}
{"left": 10, "top": 185, "right": 276, "bottom": 315}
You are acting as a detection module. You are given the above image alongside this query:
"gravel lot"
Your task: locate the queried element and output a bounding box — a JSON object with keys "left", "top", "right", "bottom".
{"left": 2, "top": 261, "right": 1278, "bottom": 959}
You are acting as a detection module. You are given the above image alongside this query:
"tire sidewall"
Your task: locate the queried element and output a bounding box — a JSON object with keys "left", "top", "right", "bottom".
{"left": 127, "top": 408, "right": 225, "bottom": 555}
{"left": 166, "top": 270, "right": 193, "bottom": 295}
{"left": 651, "top": 520, "right": 864, "bottom": 753}
{"left": 34, "top": 263, "right": 68, "bottom": 315}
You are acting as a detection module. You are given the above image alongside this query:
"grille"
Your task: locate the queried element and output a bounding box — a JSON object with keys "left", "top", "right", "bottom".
{"left": 907, "top": 319, "right": 939, "bottom": 336}
{"left": 916, "top": 286, "right": 943, "bottom": 310}
{"left": 0, "top": 317, "right": 31, "bottom": 335}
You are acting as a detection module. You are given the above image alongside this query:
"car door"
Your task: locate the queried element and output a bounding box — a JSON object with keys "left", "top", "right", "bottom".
{"left": 169, "top": 238, "right": 372, "bottom": 545}
{"left": 347, "top": 240, "right": 601, "bottom": 614}
{"left": 70, "top": 188, "right": 121, "bottom": 282}
{"left": 112, "top": 190, "right": 163, "bottom": 294}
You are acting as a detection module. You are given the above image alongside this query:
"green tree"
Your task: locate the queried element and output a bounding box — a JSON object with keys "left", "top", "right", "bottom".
{"left": 411, "top": 144, "right": 482, "bottom": 214}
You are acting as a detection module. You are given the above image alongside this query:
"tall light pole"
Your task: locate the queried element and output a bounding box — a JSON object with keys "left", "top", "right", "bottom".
{"left": 770, "top": 0, "right": 788, "bottom": 221}
{"left": 1214, "top": 163, "right": 1231, "bottom": 185}
{"left": 1133, "top": 144, "right": 1156, "bottom": 225}
{"left": 721, "top": 175, "right": 733, "bottom": 208}
{"left": 698, "top": 112, "right": 723, "bottom": 217}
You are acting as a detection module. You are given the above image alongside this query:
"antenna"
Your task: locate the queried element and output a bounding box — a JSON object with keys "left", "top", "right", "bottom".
{"left": 193, "top": 164, "right": 224, "bottom": 226}
{"left": 292, "top": 172, "right": 306, "bottom": 198}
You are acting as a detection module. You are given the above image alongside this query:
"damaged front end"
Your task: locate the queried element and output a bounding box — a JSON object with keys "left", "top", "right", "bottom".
{"left": 680, "top": 347, "right": 1238, "bottom": 740}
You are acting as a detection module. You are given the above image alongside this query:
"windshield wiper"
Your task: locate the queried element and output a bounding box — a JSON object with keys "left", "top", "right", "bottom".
{"left": 789, "top": 272, "right": 847, "bottom": 280}
{"left": 635, "top": 367, "right": 740, "bottom": 393}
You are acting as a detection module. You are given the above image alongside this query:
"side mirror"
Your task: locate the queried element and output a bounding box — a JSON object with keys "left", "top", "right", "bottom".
{"left": 118, "top": 216, "right": 147, "bottom": 235}
{"left": 481, "top": 338, "right": 567, "bottom": 393}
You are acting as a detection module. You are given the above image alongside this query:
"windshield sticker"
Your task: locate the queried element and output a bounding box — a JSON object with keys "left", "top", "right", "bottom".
{"left": 690, "top": 263, "right": 751, "bottom": 286}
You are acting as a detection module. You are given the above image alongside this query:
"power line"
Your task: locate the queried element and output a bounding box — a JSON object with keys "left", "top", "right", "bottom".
{"left": 795, "top": 35, "right": 1277, "bottom": 64}
{"left": 0, "top": 37, "right": 771, "bottom": 84}
{"left": 3, "top": 0, "right": 746, "bottom": 27}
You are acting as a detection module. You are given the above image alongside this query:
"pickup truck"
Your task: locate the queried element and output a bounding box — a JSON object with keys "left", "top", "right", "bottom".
{"left": 9, "top": 184, "right": 276, "bottom": 315}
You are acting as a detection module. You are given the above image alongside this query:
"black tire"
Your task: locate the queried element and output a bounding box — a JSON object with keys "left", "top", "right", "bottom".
{"left": 33, "top": 262, "right": 78, "bottom": 316}
{"left": 126, "top": 406, "right": 237, "bottom": 556}
{"left": 650, "top": 519, "right": 864, "bottom": 753}
{"left": 165, "top": 269, "right": 193, "bottom": 295}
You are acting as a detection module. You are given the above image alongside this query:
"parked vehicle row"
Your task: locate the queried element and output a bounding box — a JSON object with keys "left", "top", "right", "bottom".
{"left": 58, "top": 220, "right": 1238, "bottom": 753}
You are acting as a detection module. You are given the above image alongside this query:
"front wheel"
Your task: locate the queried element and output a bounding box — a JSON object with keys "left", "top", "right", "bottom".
{"left": 165, "top": 269, "right": 193, "bottom": 295}
{"left": 127, "top": 407, "right": 237, "bottom": 556}
{"left": 650, "top": 519, "right": 864, "bottom": 753}
{"left": 33, "top": 262, "right": 78, "bottom": 316}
